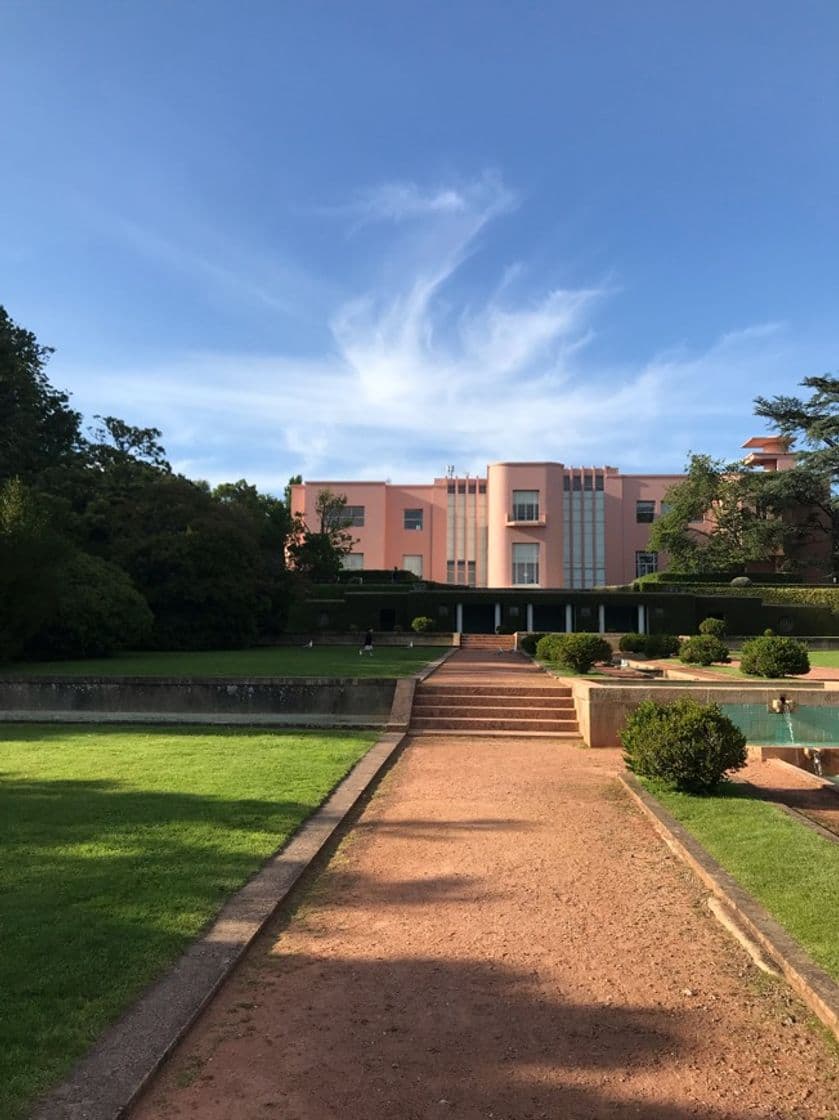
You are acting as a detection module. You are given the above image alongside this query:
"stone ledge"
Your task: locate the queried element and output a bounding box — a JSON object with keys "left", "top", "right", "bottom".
{"left": 620, "top": 772, "right": 839, "bottom": 1044}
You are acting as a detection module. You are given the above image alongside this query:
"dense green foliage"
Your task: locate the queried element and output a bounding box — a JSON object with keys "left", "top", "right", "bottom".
{"left": 0, "top": 723, "right": 374, "bottom": 1119}
{"left": 517, "top": 632, "right": 546, "bottom": 655}
{"left": 649, "top": 452, "right": 830, "bottom": 577}
{"left": 698, "top": 616, "right": 727, "bottom": 638}
{"left": 0, "top": 306, "right": 304, "bottom": 658}
{"left": 536, "top": 632, "right": 613, "bottom": 673}
{"left": 649, "top": 781, "right": 839, "bottom": 983}
{"left": 739, "top": 635, "right": 810, "bottom": 678}
{"left": 678, "top": 634, "right": 730, "bottom": 665}
{"left": 617, "top": 632, "right": 681, "bottom": 658}
{"left": 621, "top": 698, "right": 747, "bottom": 792}
{"left": 24, "top": 552, "right": 153, "bottom": 659}
{"left": 410, "top": 615, "right": 435, "bottom": 632}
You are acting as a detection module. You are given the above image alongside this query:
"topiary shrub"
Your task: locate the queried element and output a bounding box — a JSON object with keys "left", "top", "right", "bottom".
{"left": 518, "top": 632, "right": 545, "bottom": 655}
{"left": 739, "top": 635, "right": 810, "bottom": 677}
{"left": 678, "top": 634, "right": 730, "bottom": 666}
{"left": 618, "top": 633, "right": 681, "bottom": 658}
{"left": 621, "top": 697, "right": 747, "bottom": 792}
{"left": 410, "top": 615, "right": 435, "bottom": 633}
{"left": 622, "top": 694, "right": 748, "bottom": 792}
{"left": 619, "top": 632, "right": 647, "bottom": 654}
{"left": 536, "top": 632, "right": 612, "bottom": 673}
{"left": 698, "top": 616, "right": 727, "bottom": 638}
{"left": 648, "top": 633, "right": 682, "bottom": 658}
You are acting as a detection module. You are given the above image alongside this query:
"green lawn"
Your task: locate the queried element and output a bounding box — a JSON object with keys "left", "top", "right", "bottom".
{"left": 809, "top": 651, "right": 839, "bottom": 669}
{"left": 0, "top": 723, "right": 376, "bottom": 1119}
{"left": 0, "top": 645, "right": 447, "bottom": 679}
{"left": 644, "top": 780, "right": 839, "bottom": 983}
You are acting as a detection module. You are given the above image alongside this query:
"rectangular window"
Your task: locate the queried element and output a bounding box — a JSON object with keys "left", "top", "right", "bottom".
{"left": 332, "top": 504, "right": 364, "bottom": 527}
{"left": 446, "top": 560, "right": 455, "bottom": 584}
{"left": 403, "top": 508, "right": 423, "bottom": 530}
{"left": 595, "top": 474, "right": 604, "bottom": 491}
{"left": 402, "top": 554, "right": 423, "bottom": 577}
{"left": 635, "top": 551, "right": 658, "bottom": 577}
{"left": 512, "top": 542, "right": 539, "bottom": 585}
{"left": 512, "top": 490, "right": 539, "bottom": 521}
{"left": 342, "top": 553, "right": 363, "bottom": 570}
{"left": 636, "top": 500, "right": 655, "bottom": 523}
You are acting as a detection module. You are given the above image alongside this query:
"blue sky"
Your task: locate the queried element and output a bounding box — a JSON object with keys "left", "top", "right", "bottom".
{"left": 3, "top": 1, "right": 838, "bottom": 491}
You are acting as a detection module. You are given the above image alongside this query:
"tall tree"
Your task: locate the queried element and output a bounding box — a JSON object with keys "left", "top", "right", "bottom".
{"left": 0, "top": 306, "right": 82, "bottom": 482}
{"left": 287, "top": 488, "right": 355, "bottom": 583}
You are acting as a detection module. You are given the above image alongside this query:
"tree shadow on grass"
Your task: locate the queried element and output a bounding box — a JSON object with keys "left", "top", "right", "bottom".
{"left": 0, "top": 774, "right": 345, "bottom": 1120}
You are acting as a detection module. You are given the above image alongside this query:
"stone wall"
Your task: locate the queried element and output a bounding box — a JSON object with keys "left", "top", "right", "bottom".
{"left": 0, "top": 677, "right": 397, "bottom": 727}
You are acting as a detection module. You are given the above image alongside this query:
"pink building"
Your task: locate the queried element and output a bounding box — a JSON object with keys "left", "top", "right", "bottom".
{"left": 289, "top": 438, "right": 793, "bottom": 589}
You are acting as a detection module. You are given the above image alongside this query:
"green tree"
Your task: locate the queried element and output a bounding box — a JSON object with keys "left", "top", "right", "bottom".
{"left": 649, "top": 453, "right": 828, "bottom": 575}
{"left": 0, "top": 306, "right": 82, "bottom": 483}
{"left": 287, "top": 488, "right": 355, "bottom": 583}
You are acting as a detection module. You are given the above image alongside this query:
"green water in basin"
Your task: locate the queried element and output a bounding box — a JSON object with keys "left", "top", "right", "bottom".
{"left": 721, "top": 703, "right": 839, "bottom": 747}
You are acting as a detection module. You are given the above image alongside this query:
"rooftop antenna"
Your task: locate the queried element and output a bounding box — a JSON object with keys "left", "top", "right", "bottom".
{"left": 446, "top": 465, "right": 455, "bottom": 478}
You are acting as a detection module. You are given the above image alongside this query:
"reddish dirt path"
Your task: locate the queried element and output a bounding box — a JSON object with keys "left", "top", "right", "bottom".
{"left": 133, "top": 737, "right": 839, "bottom": 1120}
{"left": 739, "top": 756, "right": 839, "bottom": 839}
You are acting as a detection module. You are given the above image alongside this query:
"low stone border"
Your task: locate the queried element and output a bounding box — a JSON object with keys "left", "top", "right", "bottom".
{"left": 33, "top": 730, "right": 409, "bottom": 1120}
{"left": 620, "top": 772, "right": 839, "bottom": 1044}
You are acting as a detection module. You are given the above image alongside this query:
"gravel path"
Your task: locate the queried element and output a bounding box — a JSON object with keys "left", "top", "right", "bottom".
{"left": 132, "top": 735, "right": 839, "bottom": 1120}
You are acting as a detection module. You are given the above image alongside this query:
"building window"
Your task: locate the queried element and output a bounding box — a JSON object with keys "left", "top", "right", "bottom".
{"left": 636, "top": 500, "right": 655, "bottom": 523}
{"left": 512, "top": 542, "right": 539, "bottom": 585}
{"left": 512, "top": 490, "right": 539, "bottom": 521}
{"left": 595, "top": 474, "right": 604, "bottom": 491}
{"left": 446, "top": 560, "right": 455, "bottom": 584}
{"left": 403, "top": 554, "right": 423, "bottom": 577}
{"left": 635, "top": 551, "right": 658, "bottom": 577}
{"left": 342, "top": 553, "right": 364, "bottom": 570}
{"left": 403, "top": 508, "right": 423, "bottom": 531}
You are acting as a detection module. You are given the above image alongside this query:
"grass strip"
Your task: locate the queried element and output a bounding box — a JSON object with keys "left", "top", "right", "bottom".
{"left": 642, "top": 779, "right": 839, "bottom": 984}
{"left": 0, "top": 723, "right": 375, "bottom": 1120}
{"left": 0, "top": 645, "right": 446, "bottom": 679}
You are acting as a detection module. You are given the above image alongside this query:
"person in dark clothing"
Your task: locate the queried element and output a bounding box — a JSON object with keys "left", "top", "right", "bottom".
{"left": 360, "top": 629, "right": 374, "bottom": 655}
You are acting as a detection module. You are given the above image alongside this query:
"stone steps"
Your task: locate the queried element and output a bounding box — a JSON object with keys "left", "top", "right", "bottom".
{"left": 412, "top": 703, "right": 576, "bottom": 719}
{"left": 411, "top": 715, "right": 579, "bottom": 732}
{"left": 459, "top": 634, "right": 516, "bottom": 650}
{"left": 417, "top": 685, "right": 571, "bottom": 699}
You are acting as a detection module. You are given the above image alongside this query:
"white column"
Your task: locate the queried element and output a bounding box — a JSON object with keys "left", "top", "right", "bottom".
{"left": 598, "top": 604, "right": 606, "bottom": 634}
{"left": 456, "top": 602, "right": 463, "bottom": 633}
{"left": 526, "top": 603, "right": 534, "bottom": 632}
{"left": 637, "top": 604, "right": 646, "bottom": 634}
{"left": 565, "top": 603, "right": 573, "bottom": 633}
{"left": 494, "top": 602, "right": 502, "bottom": 631}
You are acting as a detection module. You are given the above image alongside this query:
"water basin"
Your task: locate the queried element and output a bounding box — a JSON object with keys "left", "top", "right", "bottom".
{"left": 721, "top": 703, "right": 839, "bottom": 747}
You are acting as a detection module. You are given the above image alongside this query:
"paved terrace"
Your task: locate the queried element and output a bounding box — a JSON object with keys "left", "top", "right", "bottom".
{"left": 132, "top": 652, "right": 839, "bottom": 1119}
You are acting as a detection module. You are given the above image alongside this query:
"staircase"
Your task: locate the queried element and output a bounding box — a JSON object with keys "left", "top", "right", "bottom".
{"left": 410, "top": 679, "right": 579, "bottom": 736}
{"left": 459, "top": 633, "right": 516, "bottom": 652}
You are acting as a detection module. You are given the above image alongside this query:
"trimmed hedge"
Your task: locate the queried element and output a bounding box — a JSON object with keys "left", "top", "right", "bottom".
{"left": 679, "top": 634, "right": 730, "bottom": 666}
{"left": 410, "top": 616, "right": 435, "bottom": 633}
{"left": 698, "top": 616, "right": 727, "bottom": 638}
{"left": 739, "top": 635, "right": 810, "bottom": 678}
{"left": 536, "top": 632, "right": 613, "bottom": 673}
{"left": 618, "top": 633, "right": 681, "bottom": 658}
{"left": 621, "top": 698, "right": 747, "bottom": 792}
{"left": 517, "top": 632, "right": 545, "bottom": 655}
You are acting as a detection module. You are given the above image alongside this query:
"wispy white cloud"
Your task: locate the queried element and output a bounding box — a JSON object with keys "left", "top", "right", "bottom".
{"left": 57, "top": 174, "right": 818, "bottom": 491}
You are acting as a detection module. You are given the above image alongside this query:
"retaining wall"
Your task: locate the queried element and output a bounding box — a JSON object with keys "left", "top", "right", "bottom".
{"left": 0, "top": 677, "right": 397, "bottom": 727}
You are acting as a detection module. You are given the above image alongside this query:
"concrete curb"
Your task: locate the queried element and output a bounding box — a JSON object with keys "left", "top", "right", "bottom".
{"left": 33, "top": 730, "right": 409, "bottom": 1120}
{"left": 619, "top": 773, "right": 839, "bottom": 1044}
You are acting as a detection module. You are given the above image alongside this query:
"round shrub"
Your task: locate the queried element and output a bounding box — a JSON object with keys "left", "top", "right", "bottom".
{"left": 410, "top": 616, "right": 435, "bottom": 633}
{"left": 739, "top": 635, "right": 810, "bottom": 678}
{"left": 678, "top": 634, "right": 730, "bottom": 666}
{"left": 536, "top": 632, "right": 612, "bottom": 673}
{"left": 518, "top": 632, "right": 545, "bottom": 655}
{"left": 618, "top": 632, "right": 647, "bottom": 654}
{"left": 648, "top": 633, "right": 682, "bottom": 658}
{"left": 620, "top": 632, "right": 682, "bottom": 659}
{"left": 698, "top": 616, "right": 727, "bottom": 638}
{"left": 621, "top": 697, "right": 747, "bottom": 792}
